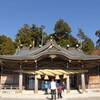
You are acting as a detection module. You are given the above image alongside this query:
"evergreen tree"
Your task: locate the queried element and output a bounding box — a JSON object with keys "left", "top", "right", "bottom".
{"left": 0, "top": 35, "right": 15, "bottom": 55}
{"left": 15, "top": 24, "right": 31, "bottom": 47}
{"left": 53, "top": 19, "right": 78, "bottom": 47}
{"left": 82, "top": 37, "right": 94, "bottom": 54}
{"left": 77, "top": 28, "right": 94, "bottom": 54}
{"left": 15, "top": 24, "right": 47, "bottom": 47}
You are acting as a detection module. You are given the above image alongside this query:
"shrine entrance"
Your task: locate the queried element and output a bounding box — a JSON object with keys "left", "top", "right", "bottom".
{"left": 70, "top": 75, "right": 77, "bottom": 89}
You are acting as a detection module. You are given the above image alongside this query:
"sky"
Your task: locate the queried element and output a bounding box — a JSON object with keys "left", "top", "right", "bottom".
{"left": 0, "top": 0, "right": 100, "bottom": 45}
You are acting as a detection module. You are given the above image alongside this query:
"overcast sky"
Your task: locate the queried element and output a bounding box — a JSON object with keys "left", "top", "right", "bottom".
{"left": 0, "top": 0, "right": 100, "bottom": 45}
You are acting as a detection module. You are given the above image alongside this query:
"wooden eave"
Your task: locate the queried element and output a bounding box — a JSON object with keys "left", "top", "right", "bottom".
{"left": 0, "top": 38, "right": 100, "bottom": 62}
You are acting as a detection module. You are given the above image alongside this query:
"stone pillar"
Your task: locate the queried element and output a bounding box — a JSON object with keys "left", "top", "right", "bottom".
{"left": 66, "top": 75, "right": 70, "bottom": 93}
{"left": 81, "top": 73, "right": 86, "bottom": 93}
{"left": 19, "top": 63, "right": 23, "bottom": 92}
{"left": 34, "top": 75, "right": 38, "bottom": 93}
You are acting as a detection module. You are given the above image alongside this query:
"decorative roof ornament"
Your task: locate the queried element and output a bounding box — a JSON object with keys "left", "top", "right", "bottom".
{"left": 69, "top": 60, "right": 72, "bottom": 63}
{"left": 20, "top": 44, "right": 23, "bottom": 49}
{"left": 34, "top": 59, "right": 37, "bottom": 68}
{"left": 49, "top": 45, "right": 53, "bottom": 48}
{"left": 66, "top": 44, "right": 69, "bottom": 49}
{"left": 78, "top": 60, "right": 81, "bottom": 62}
{"left": 34, "top": 59, "right": 37, "bottom": 63}
{"left": 39, "top": 45, "right": 42, "bottom": 48}
{"left": 50, "top": 36, "right": 53, "bottom": 41}
{"left": 49, "top": 54, "right": 57, "bottom": 59}
{"left": 29, "top": 45, "right": 32, "bottom": 49}
{"left": 24, "top": 60, "right": 28, "bottom": 62}
{"left": 76, "top": 44, "right": 79, "bottom": 48}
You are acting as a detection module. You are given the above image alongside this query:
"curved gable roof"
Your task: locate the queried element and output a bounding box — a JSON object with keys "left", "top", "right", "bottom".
{"left": 0, "top": 38, "right": 100, "bottom": 61}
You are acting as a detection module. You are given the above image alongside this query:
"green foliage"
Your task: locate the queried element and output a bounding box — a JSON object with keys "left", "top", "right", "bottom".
{"left": 0, "top": 20, "right": 95, "bottom": 55}
{"left": 77, "top": 28, "right": 86, "bottom": 41}
{"left": 15, "top": 24, "right": 47, "bottom": 47}
{"left": 82, "top": 38, "right": 94, "bottom": 54}
{"left": 52, "top": 19, "right": 78, "bottom": 47}
{"left": 54, "top": 19, "right": 71, "bottom": 36}
{"left": 77, "top": 28, "right": 94, "bottom": 54}
{"left": 15, "top": 24, "right": 32, "bottom": 46}
{"left": 69, "top": 35, "right": 79, "bottom": 47}
{"left": 0, "top": 35, "right": 15, "bottom": 55}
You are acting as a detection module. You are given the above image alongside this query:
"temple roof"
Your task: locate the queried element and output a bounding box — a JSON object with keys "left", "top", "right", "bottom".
{"left": 0, "top": 38, "right": 100, "bottom": 61}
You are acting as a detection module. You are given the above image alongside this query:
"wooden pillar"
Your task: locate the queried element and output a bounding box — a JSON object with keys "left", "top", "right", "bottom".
{"left": 66, "top": 75, "right": 70, "bottom": 93}
{"left": 19, "top": 63, "right": 23, "bottom": 92}
{"left": 81, "top": 73, "right": 86, "bottom": 93}
{"left": 98, "top": 66, "right": 100, "bottom": 88}
{"left": 34, "top": 75, "right": 38, "bottom": 93}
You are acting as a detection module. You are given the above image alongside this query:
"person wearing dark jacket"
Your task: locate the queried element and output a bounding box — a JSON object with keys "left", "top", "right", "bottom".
{"left": 62, "top": 82, "right": 66, "bottom": 92}
{"left": 57, "top": 84, "right": 63, "bottom": 99}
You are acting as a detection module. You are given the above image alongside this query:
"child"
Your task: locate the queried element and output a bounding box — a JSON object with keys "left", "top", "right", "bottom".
{"left": 57, "top": 84, "right": 63, "bottom": 99}
{"left": 44, "top": 81, "right": 49, "bottom": 94}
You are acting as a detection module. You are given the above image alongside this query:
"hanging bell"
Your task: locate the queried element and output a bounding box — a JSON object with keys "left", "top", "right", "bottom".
{"left": 36, "top": 74, "right": 41, "bottom": 79}
{"left": 55, "top": 75, "right": 60, "bottom": 80}
{"left": 44, "top": 75, "right": 49, "bottom": 80}
{"left": 63, "top": 74, "right": 68, "bottom": 79}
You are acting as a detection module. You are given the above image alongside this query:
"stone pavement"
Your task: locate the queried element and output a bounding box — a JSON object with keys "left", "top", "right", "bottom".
{"left": 0, "top": 97, "right": 100, "bottom": 100}
{"left": 0, "top": 90, "right": 100, "bottom": 100}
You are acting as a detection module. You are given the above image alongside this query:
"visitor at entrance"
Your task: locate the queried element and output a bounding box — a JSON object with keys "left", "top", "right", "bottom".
{"left": 57, "top": 84, "right": 63, "bottom": 99}
{"left": 50, "top": 79, "right": 56, "bottom": 100}
{"left": 62, "top": 82, "right": 66, "bottom": 92}
{"left": 44, "top": 81, "right": 49, "bottom": 94}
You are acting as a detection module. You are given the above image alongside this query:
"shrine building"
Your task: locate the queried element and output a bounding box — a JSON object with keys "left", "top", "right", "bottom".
{"left": 0, "top": 38, "right": 100, "bottom": 93}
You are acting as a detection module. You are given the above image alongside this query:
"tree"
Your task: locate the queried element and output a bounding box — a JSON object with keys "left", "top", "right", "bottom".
{"left": 77, "top": 28, "right": 86, "bottom": 49}
{"left": 15, "top": 24, "right": 31, "bottom": 47}
{"left": 82, "top": 37, "right": 94, "bottom": 54}
{"left": 15, "top": 24, "right": 47, "bottom": 47}
{"left": 30, "top": 24, "right": 47, "bottom": 47}
{"left": 77, "top": 28, "right": 94, "bottom": 54}
{"left": 54, "top": 19, "right": 71, "bottom": 37}
{"left": 95, "top": 30, "right": 100, "bottom": 46}
{"left": 52, "top": 19, "right": 78, "bottom": 47}
{"left": 0, "top": 35, "right": 15, "bottom": 55}
{"left": 40, "top": 25, "right": 45, "bottom": 46}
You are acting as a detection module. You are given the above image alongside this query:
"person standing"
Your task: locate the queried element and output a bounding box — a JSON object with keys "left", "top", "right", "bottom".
{"left": 62, "top": 82, "right": 66, "bottom": 92}
{"left": 57, "top": 84, "right": 63, "bottom": 99}
{"left": 50, "top": 79, "right": 57, "bottom": 100}
{"left": 44, "top": 81, "right": 49, "bottom": 94}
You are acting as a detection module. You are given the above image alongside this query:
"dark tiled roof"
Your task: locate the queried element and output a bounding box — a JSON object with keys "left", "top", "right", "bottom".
{"left": 0, "top": 39, "right": 100, "bottom": 61}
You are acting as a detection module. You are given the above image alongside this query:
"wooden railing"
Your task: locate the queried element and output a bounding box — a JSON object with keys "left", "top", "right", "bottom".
{"left": 2, "top": 85, "right": 25, "bottom": 90}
